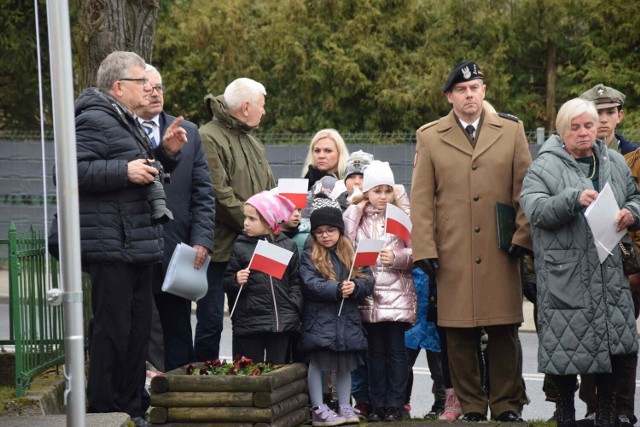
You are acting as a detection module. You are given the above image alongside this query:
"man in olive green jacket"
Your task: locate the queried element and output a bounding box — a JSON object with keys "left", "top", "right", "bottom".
{"left": 196, "top": 78, "right": 276, "bottom": 360}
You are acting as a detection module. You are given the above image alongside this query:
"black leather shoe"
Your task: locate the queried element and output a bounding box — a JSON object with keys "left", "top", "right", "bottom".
{"left": 496, "top": 411, "right": 524, "bottom": 422}
{"left": 384, "top": 407, "right": 403, "bottom": 422}
{"left": 368, "top": 407, "right": 386, "bottom": 423}
{"left": 616, "top": 415, "right": 633, "bottom": 427}
{"left": 461, "top": 412, "right": 488, "bottom": 422}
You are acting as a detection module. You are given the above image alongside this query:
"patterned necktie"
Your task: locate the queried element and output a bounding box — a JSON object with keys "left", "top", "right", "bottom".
{"left": 142, "top": 120, "right": 157, "bottom": 148}
{"left": 465, "top": 124, "right": 475, "bottom": 140}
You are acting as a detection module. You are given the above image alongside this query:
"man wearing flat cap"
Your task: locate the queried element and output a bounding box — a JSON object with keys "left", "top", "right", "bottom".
{"left": 576, "top": 83, "right": 639, "bottom": 427}
{"left": 410, "top": 61, "right": 532, "bottom": 422}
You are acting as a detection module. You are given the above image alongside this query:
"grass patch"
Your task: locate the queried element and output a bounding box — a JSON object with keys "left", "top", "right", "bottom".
{"left": 0, "top": 386, "right": 16, "bottom": 415}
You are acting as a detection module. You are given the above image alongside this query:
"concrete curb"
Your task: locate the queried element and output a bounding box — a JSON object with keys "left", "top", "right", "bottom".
{"left": 0, "top": 367, "right": 132, "bottom": 427}
{"left": 0, "top": 414, "right": 131, "bottom": 426}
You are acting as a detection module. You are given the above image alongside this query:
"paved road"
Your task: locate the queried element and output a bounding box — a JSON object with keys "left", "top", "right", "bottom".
{"left": 0, "top": 302, "right": 637, "bottom": 421}
{"left": 206, "top": 313, "right": 638, "bottom": 420}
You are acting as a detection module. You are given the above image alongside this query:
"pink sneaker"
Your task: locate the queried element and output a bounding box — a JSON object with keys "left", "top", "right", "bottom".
{"left": 312, "top": 404, "right": 347, "bottom": 426}
{"left": 439, "top": 388, "right": 462, "bottom": 421}
{"left": 404, "top": 403, "right": 412, "bottom": 418}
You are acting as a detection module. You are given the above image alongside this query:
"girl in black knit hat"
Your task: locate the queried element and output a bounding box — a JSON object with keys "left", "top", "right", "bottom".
{"left": 300, "top": 205, "right": 375, "bottom": 426}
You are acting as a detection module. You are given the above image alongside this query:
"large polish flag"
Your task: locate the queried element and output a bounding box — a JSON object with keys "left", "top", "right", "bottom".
{"left": 278, "top": 178, "right": 309, "bottom": 209}
{"left": 385, "top": 203, "right": 412, "bottom": 242}
{"left": 248, "top": 240, "right": 294, "bottom": 280}
{"left": 353, "top": 239, "right": 386, "bottom": 266}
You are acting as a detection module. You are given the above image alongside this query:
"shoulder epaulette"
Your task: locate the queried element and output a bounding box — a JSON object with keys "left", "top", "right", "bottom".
{"left": 418, "top": 120, "right": 439, "bottom": 132}
{"left": 498, "top": 112, "right": 519, "bottom": 122}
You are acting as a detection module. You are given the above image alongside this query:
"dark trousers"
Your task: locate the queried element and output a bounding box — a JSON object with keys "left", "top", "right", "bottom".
{"left": 446, "top": 324, "right": 523, "bottom": 417}
{"left": 436, "top": 326, "right": 453, "bottom": 388}
{"left": 194, "top": 261, "right": 226, "bottom": 361}
{"left": 366, "top": 321, "right": 408, "bottom": 408}
{"left": 351, "top": 359, "right": 370, "bottom": 404}
{"left": 86, "top": 263, "right": 152, "bottom": 418}
{"left": 553, "top": 372, "right": 616, "bottom": 404}
{"left": 582, "top": 359, "right": 638, "bottom": 416}
{"left": 147, "top": 298, "right": 165, "bottom": 371}
{"left": 405, "top": 348, "right": 446, "bottom": 407}
{"left": 578, "top": 291, "right": 639, "bottom": 418}
{"left": 154, "top": 285, "right": 195, "bottom": 371}
{"left": 236, "top": 333, "right": 291, "bottom": 363}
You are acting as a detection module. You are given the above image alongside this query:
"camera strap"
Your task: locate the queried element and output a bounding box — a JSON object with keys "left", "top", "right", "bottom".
{"left": 85, "top": 90, "right": 155, "bottom": 159}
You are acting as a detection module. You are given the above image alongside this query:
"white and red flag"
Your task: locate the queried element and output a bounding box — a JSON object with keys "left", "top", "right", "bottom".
{"left": 385, "top": 203, "right": 412, "bottom": 242}
{"left": 278, "top": 178, "right": 309, "bottom": 209}
{"left": 353, "top": 238, "right": 386, "bottom": 266}
{"left": 249, "top": 239, "right": 294, "bottom": 280}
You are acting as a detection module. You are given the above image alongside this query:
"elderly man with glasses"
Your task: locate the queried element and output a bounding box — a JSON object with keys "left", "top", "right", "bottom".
{"left": 69, "top": 51, "right": 187, "bottom": 426}
{"left": 133, "top": 65, "right": 215, "bottom": 378}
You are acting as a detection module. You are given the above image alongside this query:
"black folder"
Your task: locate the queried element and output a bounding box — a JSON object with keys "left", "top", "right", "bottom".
{"left": 496, "top": 202, "right": 516, "bottom": 251}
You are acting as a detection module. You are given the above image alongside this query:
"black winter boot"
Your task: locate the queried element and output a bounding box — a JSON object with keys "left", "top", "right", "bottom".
{"left": 556, "top": 391, "right": 577, "bottom": 427}
{"left": 596, "top": 393, "right": 616, "bottom": 427}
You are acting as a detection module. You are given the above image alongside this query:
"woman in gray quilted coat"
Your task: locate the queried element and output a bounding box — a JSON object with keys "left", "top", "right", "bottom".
{"left": 520, "top": 98, "right": 640, "bottom": 427}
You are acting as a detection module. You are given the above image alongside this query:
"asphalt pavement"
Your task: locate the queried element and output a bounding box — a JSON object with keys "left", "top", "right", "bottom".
{"left": 0, "top": 266, "right": 638, "bottom": 421}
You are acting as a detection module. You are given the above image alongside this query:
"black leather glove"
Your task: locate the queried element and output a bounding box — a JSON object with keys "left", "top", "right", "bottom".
{"left": 415, "top": 258, "right": 439, "bottom": 278}
{"left": 507, "top": 243, "right": 531, "bottom": 259}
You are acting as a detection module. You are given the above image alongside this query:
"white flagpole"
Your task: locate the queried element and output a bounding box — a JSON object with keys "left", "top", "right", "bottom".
{"left": 46, "top": 0, "right": 86, "bottom": 424}
{"left": 337, "top": 258, "right": 356, "bottom": 316}
{"left": 230, "top": 246, "right": 258, "bottom": 318}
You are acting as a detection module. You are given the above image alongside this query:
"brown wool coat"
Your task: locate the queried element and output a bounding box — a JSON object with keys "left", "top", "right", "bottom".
{"left": 410, "top": 110, "right": 532, "bottom": 328}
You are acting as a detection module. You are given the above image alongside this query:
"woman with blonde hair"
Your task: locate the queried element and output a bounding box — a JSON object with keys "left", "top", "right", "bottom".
{"left": 301, "top": 129, "right": 350, "bottom": 190}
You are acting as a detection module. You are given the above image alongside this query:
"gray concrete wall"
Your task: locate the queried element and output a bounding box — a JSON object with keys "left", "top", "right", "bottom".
{"left": 0, "top": 139, "right": 538, "bottom": 262}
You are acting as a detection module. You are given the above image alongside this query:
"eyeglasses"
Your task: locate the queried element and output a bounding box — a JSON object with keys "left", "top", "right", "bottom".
{"left": 312, "top": 227, "right": 339, "bottom": 237}
{"left": 119, "top": 77, "right": 149, "bottom": 86}
{"left": 150, "top": 85, "right": 167, "bottom": 94}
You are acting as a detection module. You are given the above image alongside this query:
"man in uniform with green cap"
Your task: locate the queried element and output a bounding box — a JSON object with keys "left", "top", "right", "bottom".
{"left": 580, "top": 83, "right": 637, "bottom": 154}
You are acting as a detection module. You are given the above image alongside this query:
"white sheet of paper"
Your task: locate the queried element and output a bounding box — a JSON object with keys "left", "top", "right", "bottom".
{"left": 584, "top": 182, "right": 626, "bottom": 263}
{"left": 161, "top": 243, "right": 210, "bottom": 301}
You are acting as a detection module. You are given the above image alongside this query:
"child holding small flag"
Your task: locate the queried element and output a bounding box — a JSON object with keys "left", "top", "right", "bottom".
{"left": 343, "top": 160, "right": 416, "bottom": 422}
{"left": 223, "top": 192, "right": 303, "bottom": 364}
{"left": 300, "top": 203, "right": 374, "bottom": 426}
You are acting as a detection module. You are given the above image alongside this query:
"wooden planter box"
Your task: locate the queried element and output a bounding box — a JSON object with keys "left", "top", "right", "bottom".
{"left": 149, "top": 362, "right": 308, "bottom": 427}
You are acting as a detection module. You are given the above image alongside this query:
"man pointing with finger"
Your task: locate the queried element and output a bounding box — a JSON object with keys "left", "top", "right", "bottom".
{"left": 74, "top": 51, "right": 186, "bottom": 425}
{"left": 134, "top": 64, "right": 215, "bottom": 374}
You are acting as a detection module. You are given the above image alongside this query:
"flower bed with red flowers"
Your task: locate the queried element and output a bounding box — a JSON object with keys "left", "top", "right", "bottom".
{"left": 185, "top": 356, "right": 277, "bottom": 376}
{"left": 149, "top": 361, "right": 309, "bottom": 426}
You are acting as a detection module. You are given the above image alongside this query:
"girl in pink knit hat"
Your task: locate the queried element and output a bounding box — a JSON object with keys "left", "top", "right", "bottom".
{"left": 223, "top": 191, "right": 303, "bottom": 363}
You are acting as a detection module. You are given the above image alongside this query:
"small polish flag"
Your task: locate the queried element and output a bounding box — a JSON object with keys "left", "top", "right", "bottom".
{"left": 278, "top": 178, "right": 309, "bottom": 209}
{"left": 248, "top": 240, "right": 294, "bottom": 280}
{"left": 353, "top": 239, "right": 386, "bottom": 266}
{"left": 385, "top": 203, "right": 412, "bottom": 242}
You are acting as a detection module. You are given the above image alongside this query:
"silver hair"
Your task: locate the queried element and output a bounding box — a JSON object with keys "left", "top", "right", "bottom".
{"left": 96, "top": 51, "right": 146, "bottom": 92}
{"left": 223, "top": 78, "right": 266, "bottom": 111}
{"left": 556, "top": 98, "right": 599, "bottom": 137}
{"left": 144, "top": 64, "right": 162, "bottom": 82}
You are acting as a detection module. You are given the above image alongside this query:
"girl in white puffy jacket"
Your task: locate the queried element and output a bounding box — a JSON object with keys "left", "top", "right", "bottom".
{"left": 342, "top": 161, "right": 417, "bottom": 422}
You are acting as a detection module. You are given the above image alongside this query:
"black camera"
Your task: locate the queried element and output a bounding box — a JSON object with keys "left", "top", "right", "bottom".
{"left": 145, "top": 161, "right": 173, "bottom": 224}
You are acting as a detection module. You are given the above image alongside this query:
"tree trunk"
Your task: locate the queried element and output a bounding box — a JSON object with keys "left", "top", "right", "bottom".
{"left": 72, "top": 0, "right": 158, "bottom": 93}
{"left": 545, "top": 39, "right": 557, "bottom": 132}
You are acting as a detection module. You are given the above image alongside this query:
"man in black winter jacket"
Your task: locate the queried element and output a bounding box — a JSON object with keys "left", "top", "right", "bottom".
{"left": 75, "top": 51, "right": 187, "bottom": 424}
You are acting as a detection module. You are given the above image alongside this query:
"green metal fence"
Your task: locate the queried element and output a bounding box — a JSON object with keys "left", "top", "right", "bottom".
{"left": 0, "top": 222, "right": 91, "bottom": 397}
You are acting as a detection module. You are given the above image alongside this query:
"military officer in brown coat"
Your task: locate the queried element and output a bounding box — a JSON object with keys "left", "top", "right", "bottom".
{"left": 410, "top": 61, "right": 532, "bottom": 422}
